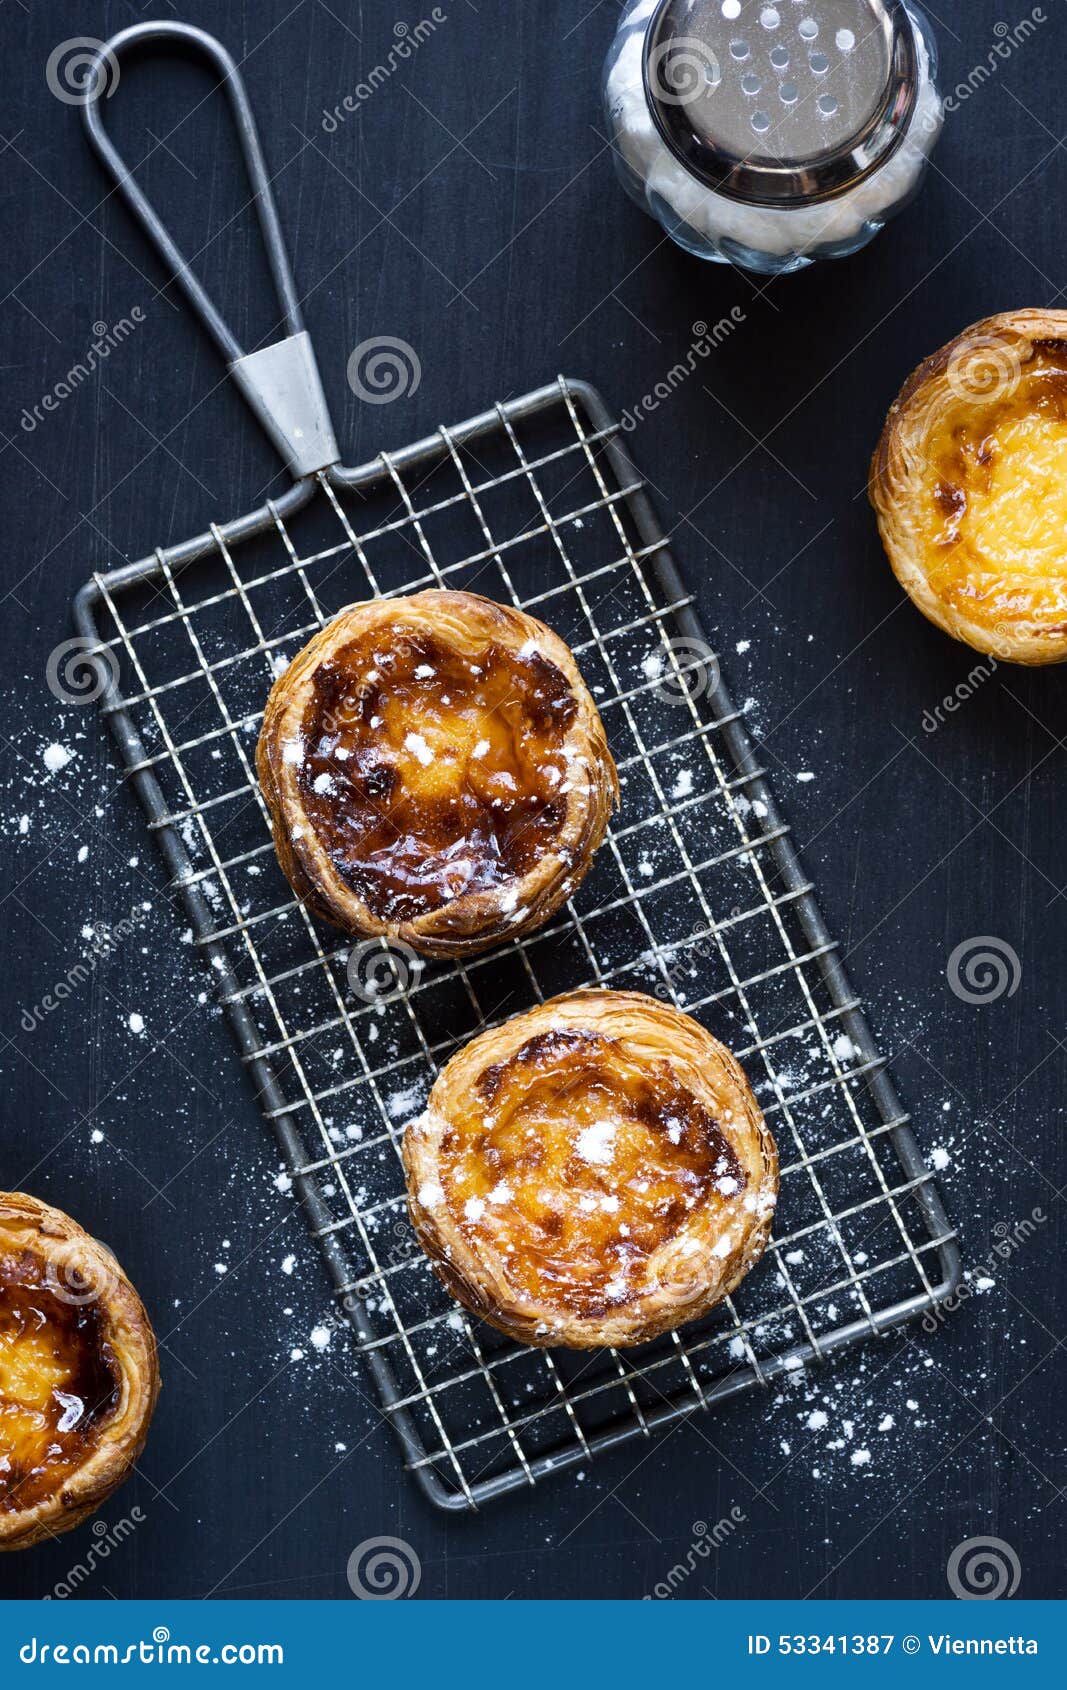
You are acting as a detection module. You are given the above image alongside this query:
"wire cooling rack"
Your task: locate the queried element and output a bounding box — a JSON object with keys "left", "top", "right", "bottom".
{"left": 74, "top": 376, "right": 960, "bottom": 1511}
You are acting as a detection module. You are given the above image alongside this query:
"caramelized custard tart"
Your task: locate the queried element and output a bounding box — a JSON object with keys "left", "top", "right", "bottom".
{"left": 872, "top": 309, "right": 1067, "bottom": 663}
{"left": 0, "top": 1192, "right": 158, "bottom": 1551}
{"left": 402, "top": 991, "right": 778, "bottom": 1349}
{"left": 257, "top": 591, "right": 618, "bottom": 959}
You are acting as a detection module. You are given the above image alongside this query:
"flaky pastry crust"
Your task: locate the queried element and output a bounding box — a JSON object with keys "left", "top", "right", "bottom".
{"left": 403, "top": 991, "right": 778, "bottom": 1349}
{"left": 0, "top": 1192, "right": 159, "bottom": 1551}
{"left": 257, "top": 591, "right": 618, "bottom": 959}
{"left": 871, "top": 309, "right": 1067, "bottom": 664}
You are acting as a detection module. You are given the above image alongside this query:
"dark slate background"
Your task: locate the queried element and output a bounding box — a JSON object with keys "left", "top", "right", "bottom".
{"left": 1, "top": 0, "right": 1065, "bottom": 1601}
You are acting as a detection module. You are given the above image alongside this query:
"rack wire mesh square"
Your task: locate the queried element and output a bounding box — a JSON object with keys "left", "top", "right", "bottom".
{"left": 75, "top": 377, "right": 959, "bottom": 1511}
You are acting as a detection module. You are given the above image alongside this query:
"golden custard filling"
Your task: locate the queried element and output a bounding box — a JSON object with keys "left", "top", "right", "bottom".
{"left": 924, "top": 343, "right": 1067, "bottom": 631}
{"left": 0, "top": 1256, "right": 121, "bottom": 1513}
{"left": 296, "top": 625, "right": 580, "bottom": 922}
{"left": 426, "top": 1029, "right": 747, "bottom": 1321}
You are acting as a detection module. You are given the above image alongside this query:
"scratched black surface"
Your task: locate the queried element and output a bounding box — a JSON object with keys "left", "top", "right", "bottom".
{"left": 0, "top": 0, "right": 1065, "bottom": 1601}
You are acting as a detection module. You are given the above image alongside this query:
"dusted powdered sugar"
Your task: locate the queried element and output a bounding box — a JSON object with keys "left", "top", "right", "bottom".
{"left": 575, "top": 1120, "right": 617, "bottom": 1164}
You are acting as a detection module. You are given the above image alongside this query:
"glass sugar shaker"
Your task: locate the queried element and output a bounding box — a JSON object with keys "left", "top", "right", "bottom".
{"left": 603, "top": 0, "right": 942, "bottom": 276}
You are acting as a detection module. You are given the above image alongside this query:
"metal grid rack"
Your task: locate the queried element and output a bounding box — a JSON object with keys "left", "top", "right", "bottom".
{"left": 75, "top": 376, "right": 960, "bottom": 1511}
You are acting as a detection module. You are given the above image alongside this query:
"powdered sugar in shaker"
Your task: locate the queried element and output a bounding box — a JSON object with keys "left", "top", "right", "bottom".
{"left": 603, "top": 0, "right": 943, "bottom": 275}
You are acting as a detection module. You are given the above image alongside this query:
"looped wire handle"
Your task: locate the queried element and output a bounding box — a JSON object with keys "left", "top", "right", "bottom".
{"left": 82, "top": 22, "right": 339, "bottom": 479}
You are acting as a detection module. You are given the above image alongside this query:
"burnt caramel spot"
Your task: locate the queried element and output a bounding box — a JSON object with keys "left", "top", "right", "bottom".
{"left": 933, "top": 481, "right": 966, "bottom": 524}
{"left": 632, "top": 1078, "right": 745, "bottom": 1190}
{"left": 0, "top": 1253, "right": 121, "bottom": 1514}
{"left": 1028, "top": 343, "right": 1067, "bottom": 416}
{"left": 296, "top": 628, "right": 579, "bottom": 921}
{"left": 478, "top": 1029, "right": 601, "bottom": 1103}
{"left": 437, "top": 1030, "right": 748, "bottom": 1322}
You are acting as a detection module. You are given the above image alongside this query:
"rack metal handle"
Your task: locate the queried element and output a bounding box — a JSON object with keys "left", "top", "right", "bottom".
{"left": 81, "top": 21, "right": 340, "bottom": 480}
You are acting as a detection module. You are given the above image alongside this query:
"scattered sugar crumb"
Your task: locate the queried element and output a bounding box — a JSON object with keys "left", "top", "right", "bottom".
{"left": 575, "top": 1121, "right": 616, "bottom": 1164}
{"left": 387, "top": 1084, "right": 423, "bottom": 1120}
{"left": 403, "top": 732, "right": 434, "bottom": 766}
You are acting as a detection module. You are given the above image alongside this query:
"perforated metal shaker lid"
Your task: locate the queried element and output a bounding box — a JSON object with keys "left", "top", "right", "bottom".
{"left": 643, "top": 0, "right": 919, "bottom": 206}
